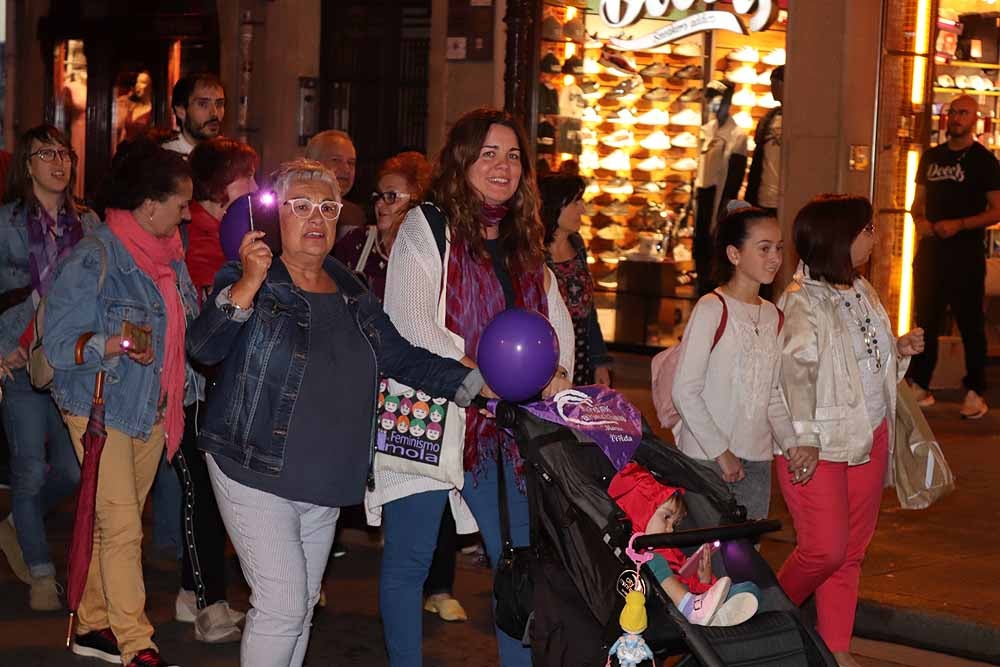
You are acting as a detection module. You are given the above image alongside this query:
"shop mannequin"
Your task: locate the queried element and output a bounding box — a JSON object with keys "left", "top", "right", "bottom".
{"left": 693, "top": 80, "right": 748, "bottom": 295}
{"left": 115, "top": 71, "right": 154, "bottom": 147}
{"left": 63, "top": 45, "right": 88, "bottom": 199}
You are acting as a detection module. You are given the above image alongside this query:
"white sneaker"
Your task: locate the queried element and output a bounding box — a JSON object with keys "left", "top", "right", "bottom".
{"left": 581, "top": 107, "right": 604, "bottom": 124}
{"left": 637, "top": 156, "right": 667, "bottom": 172}
{"left": 637, "top": 108, "right": 671, "bottom": 126}
{"left": 728, "top": 46, "right": 759, "bottom": 63}
{"left": 757, "top": 92, "right": 780, "bottom": 109}
{"left": 175, "top": 589, "right": 197, "bottom": 623}
{"left": 911, "top": 385, "right": 935, "bottom": 408}
{"left": 599, "top": 150, "right": 632, "bottom": 172}
{"left": 762, "top": 48, "right": 786, "bottom": 66}
{"left": 640, "top": 131, "right": 671, "bottom": 150}
{"left": 601, "top": 130, "right": 635, "bottom": 148}
{"left": 579, "top": 149, "right": 600, "bottom": 171}
{"left": 731, "top": 88, "right": 757, "bottom": 107}
{"left": 583, "top": 58, "right": 601, "bottom": 75}
{"left": 194, "top": 601, "right": 243, "bottom": 644}
{"left": 727, "top": 65, "right": 759, "bottom": 85}
{"left": 709, "top": 592, "right": 758, "bottom": 627}
{"left": 960, "top": 390, "right": 988, "bottom": 419}
{"left": 672, "top": 42, "right": 701, "bottom": 57}
{"left": 672, "top": 131, "right": 699, "bottom": 148}
{"left": 671, "top": 157, "right": 698, "bottom": 172}
{"left": 610, "top": 108, "right": 639, "bottom": 125}
{"left": 733, "top": 111, "right": 755, "bottom": 129}
{"left": 597, "top": 224, "right": 626, "bottom": 240}
{"left": 602, "top": 180, "right": 633, "bottom": 197}
{"left": 757, "top": 69, "right": 774, "bottom": 86}
{"left": 680, "top": 577, "right": 731, "bottom": 626}
{"left": 670, "top": 108, "right": 702, "bottom": 126}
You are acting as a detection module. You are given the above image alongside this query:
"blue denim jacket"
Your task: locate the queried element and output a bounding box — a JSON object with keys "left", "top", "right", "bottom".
{"left": 187, "top": 257, "right": 478, "bottom": 481}
{"left": 45, "top": 225, "right": 203, "bottom": 440}
{"left": 0, "top": 200, "right": 101, "bottom": 357}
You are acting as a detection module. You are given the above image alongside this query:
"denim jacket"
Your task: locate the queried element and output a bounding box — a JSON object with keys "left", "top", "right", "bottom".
{"left": 45, "top": 226, "right": 203, "bottom": 440}
{"left": 0, "top": 200, "right": 101, "bottom": 357}
{"left": 187, "top": 256, "right": 479, "bottom": 480}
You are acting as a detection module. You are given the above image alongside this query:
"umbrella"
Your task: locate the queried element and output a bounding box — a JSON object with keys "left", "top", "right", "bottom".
{"left": 65, "top": 332, "right": 107, "bottom": 648}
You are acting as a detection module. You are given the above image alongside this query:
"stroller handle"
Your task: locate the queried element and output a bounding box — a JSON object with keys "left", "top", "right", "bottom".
{"left": 632, "top": 519, "right": 782, "bottom": 551}
{"left": 472, "top": 396, "right": 519, "bottom": 428}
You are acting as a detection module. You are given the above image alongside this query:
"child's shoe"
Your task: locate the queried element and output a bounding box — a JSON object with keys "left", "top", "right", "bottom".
{"left": 709, "top": 592, "right": 758, "bottom": 626}
{"left": 678, "top": 576, "right": 730, "bottom": 625}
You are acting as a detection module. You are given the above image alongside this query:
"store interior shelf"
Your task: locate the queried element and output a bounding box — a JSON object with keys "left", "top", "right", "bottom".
{"left": 946, "top": 60, "right": 1000, "bottom": 70}
{"left": 933, "top": 86, "right": 1000, "bottom": 96}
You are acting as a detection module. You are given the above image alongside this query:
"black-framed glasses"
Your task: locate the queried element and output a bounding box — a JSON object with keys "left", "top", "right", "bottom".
{"left": 282, "top": 198, "right": 343, "bottom": 221}
{"left": 371, "top": 191, "right": 412, "bottom": 205}
{"left": 29, "top": 148, "right": 74, "bottom": 163}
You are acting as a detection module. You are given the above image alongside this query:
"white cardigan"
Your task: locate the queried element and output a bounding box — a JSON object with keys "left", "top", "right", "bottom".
{"left": 672, "top": 291, "right": 796, "bottom": 462}
{"left": 365, "top": 206, "right": 575, "bottom": 531}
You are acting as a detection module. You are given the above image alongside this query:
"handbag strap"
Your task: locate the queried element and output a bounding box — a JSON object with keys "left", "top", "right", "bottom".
{"left": 355, "top": 226, "right": 378, "bottom": 272}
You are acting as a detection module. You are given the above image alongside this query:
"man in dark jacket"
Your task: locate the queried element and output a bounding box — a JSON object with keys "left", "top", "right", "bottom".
{"left": 746, "top": 66, "right": 784, "bottom": 214}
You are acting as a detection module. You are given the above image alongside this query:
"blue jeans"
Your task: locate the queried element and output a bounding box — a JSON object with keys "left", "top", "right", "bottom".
{"left": 152, "top": 448, "right": 183, "bottom": 559}
{"left": 380, "top": 456, "right": 531, "bottom": 667}
{"left": 1, "top": 371, "right": 80, "bottom": 576}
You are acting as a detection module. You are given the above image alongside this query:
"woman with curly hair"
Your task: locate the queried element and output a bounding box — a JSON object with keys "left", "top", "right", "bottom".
{"left": 371, "top": 108, "right": 575, "bottom": 666}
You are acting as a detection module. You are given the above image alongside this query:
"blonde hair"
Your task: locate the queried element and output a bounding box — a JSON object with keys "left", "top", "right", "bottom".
{"left": 271, "top": 158, "right": 340, "bottom": 202}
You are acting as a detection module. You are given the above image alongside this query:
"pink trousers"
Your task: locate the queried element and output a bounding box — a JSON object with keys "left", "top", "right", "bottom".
{"left": 775, "top": 419, "right": 889, "bottom": 653}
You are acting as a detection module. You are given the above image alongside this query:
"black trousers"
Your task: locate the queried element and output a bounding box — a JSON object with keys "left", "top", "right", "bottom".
{"left": 174, "top": 400, "right": 229, "bottom": 607}
{"left": 423, "top": 501, "right": 458, "bottom": 596}
{"left": 908, "top": 243, "right": 987, "bottom": 394}
{"left": 694, "top": 186, "right": 718, "bottom": 297}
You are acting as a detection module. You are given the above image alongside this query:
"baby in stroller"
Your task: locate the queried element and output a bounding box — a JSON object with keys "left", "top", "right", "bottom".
{"left": 610, "top": 462, "right": 759, "bottom": 627}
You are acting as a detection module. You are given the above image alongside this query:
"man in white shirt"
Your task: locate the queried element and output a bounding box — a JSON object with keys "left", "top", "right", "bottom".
{"left": 305, "top": 130, "right": 366, "bottom": 240}
{"left": 747, "top": 66, "right": 783, "bottom": 213}
{"left": 162, "top": 73, "right": 226, "bottom": 156}
{"left": 693, "top": 81, "right": 748, "bottom": 295}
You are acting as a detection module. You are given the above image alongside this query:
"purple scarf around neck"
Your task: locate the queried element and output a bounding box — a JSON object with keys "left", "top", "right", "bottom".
{"left": 481, "top": 202, "right": 509, "bottom": 228}
{"left": 27, "top": 203, "right": 83, "bottom": 297}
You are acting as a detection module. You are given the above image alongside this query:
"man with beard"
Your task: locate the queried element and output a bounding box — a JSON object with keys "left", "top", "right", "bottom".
{"left": 305, "top": 130, "right": 366, "bottom": 240}
{"left": 909, "top": 94, "right": 1000, "bottom": 418}
{"left": 163, "top": 73, "right": 226, "bottom": 157}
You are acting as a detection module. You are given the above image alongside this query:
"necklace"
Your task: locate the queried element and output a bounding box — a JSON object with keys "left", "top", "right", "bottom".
{"left": 745, "top": 301, "right": 762, "bottom": 335}
{"left": 841, "top": 289, "right": 882, "bottom": 373}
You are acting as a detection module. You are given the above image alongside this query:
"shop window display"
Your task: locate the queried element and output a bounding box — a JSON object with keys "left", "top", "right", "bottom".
{"left": 534, "top": 3, "right": 787, "bottom": 347}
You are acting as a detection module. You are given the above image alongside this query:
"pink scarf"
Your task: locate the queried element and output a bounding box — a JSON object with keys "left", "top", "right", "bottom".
{"left": 106, "top": 209, "right": 187, "bottom": 460}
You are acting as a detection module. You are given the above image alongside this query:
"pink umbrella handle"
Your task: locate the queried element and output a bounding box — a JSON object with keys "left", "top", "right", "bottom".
{"left": 75, "top": 332, "right": 106, "bottom": 402}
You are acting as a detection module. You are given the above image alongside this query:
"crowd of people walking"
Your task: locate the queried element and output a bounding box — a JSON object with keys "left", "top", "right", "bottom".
{"left": 0, "top": 67, "right": 994, "bottom": 667}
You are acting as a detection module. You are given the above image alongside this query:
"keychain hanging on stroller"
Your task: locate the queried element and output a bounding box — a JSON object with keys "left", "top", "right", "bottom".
{"left": 607, "top": 533, "right": 656, "bottom": 667}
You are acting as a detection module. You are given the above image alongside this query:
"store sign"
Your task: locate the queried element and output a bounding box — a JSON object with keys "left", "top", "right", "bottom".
{"left": 600, "top": 0, "right": 778, "bottom": 49}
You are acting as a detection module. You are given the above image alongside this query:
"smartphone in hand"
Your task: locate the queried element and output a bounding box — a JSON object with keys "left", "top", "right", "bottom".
{"left": 120, "top": 320, "right": 152, "bottom": 355}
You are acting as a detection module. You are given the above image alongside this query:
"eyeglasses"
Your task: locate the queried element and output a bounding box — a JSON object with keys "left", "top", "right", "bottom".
{"left": 283, "top": 198, "right": 343, "bottom": 221}
{"left": 371, "top": 191, "right": 412, "bottom": 205}
{"left": 29, "top": 148, "right": 74, "bottom": 163}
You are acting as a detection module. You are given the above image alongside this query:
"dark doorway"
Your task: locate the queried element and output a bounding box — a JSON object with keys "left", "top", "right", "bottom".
{"left": 319, "top": 0, "right": 432, "bottom": 210}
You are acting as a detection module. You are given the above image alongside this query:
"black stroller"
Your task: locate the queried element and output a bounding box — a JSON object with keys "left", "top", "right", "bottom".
{"left": 489, "top": 400, "right": 838, "bottom": 667}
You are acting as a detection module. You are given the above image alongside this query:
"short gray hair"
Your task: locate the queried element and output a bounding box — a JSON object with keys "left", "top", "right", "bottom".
{"left": 271, "top": 159, "right": 341, "bottom": 202}
{"left": 304, "top": 130, "right": 354, "bottom": 160}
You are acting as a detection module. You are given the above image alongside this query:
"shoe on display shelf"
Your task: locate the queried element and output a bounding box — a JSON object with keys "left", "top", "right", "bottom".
{"left": 642, "top": 87, "right": 672, "bottom": 101}
{"left": 728, "top": 46, "right": 759, "bottom": 63}
{"left": 562, "top": 56, "right": 584, "bottom": 75}
{"left": 637, "top": 108, "right": 671, "bottom": 126}
{"left": 598, "top": 50, "right": 638, "bottom": 76}
{"left": 756, "top": 92, "right": 780, "bottom": 109}
{"left": 581, "top": 107, "right": 604, "bottom": 124}
{"left": 605, "top": 77, "right": 643, "bottom": 100}
{"left": 936, "top": 74, "right": 955, "bottom": 88}
{"left": 673, "top": 64, "right": 702, "bottom": 80}
{"left": 601, "top": 130, "right": 636, "bottom": 148}
{"left": 762, "top": 48, "right": 786, "bottom": 66}
{"left": 727, "top": 65, "right": 759, "bottom": 85}
{"left": 637, "top": 155, "right": 667, "bottom": 172}
{"left": 671, "top": 131, "right": 699, "bottom": 148}
{"left": 599, "top": 150, "right": 632, "bottom": 172}
{"left": 597, "top": 223, "right": 626, "bottom": 240}
{"left": 610, "top": 108, "right": 639, "bottom": 125}
{"left": 580, "top": 127, "right": 598, "bottom": 146}
{"left": 677, "top": 87, "right": 702, "bottom": 103}
{"left": 671, "top": 157, "right": 698, "bottom": 172}
{"left": 584, "top": 57, "right": 602, "bottom": 74}
{"left": 733, "top": 111, "right": 754, "bottom": 129}
{"left": 639, "top": 62, "right": 671, "bottom": 78}
{"left": 635, "top": 180, "right": 664, "bottom": 193}
{"left": 602, "top": 178, "right": 634, "bottom": 196}
{"left": 731, "top": 88, "right": 757, "bottom": 107}
{"left": 580, "top": 81, "right": 602, "bottom": 100}
{"left": 639, "top": 131, "right": 671, "bottom": 150}
{"left": 540, "top": 52, "right": 562, "bottom": 74}
{"left": 672, "top": 42, "right": 701, "bottom": 57}
{"left": 579, "top": 150, "right": 600, "bottom": 171}
{"left": 670, "top": 108, "right": 702, "bottom": 126}
{"left": 541, "top": 16, "right": 562, "bottom": 42}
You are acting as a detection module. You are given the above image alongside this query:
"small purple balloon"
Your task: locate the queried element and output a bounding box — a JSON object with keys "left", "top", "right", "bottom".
{"left": 477, "top": 309, "right": 560, "bottom": 402}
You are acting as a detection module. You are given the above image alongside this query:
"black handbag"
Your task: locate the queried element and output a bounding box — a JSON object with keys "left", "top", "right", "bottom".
{"left": 492, "top": 444, "right": 536, "bottom": 641}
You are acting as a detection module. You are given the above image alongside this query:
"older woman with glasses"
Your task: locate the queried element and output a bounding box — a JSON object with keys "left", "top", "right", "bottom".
{"left": 0, "top": 125, "right": 98, "bottom": 612}
{"left": 187, "top": 159, "right": 489, "bottom": 667}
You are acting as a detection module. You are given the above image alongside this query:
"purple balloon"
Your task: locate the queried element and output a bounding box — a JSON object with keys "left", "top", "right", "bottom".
{"left": 477, "top": 309, "right": 560, "bottom": 402}
{"left": 219, "top": 194, "right": 252, "bottom": 261}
